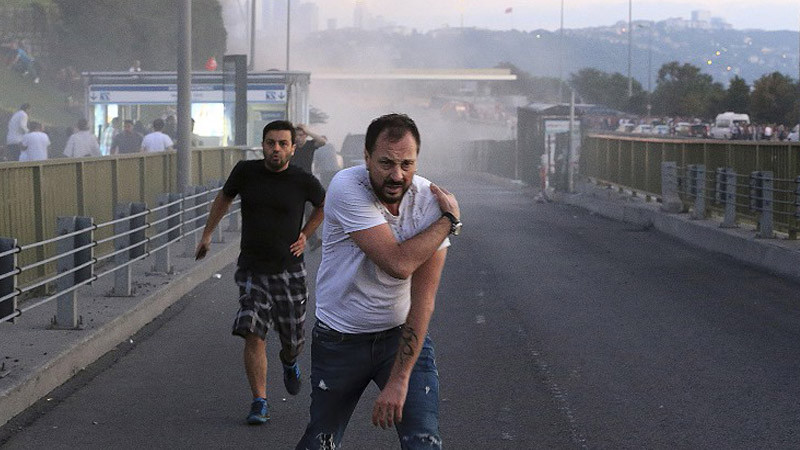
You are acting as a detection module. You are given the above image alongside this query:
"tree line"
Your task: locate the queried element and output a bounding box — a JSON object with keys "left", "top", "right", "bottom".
{"left": 7, "top": 0, "right": 226, "bottom": 73}
{"left": 495, "top": 61, "right": 799, "bottom": 125}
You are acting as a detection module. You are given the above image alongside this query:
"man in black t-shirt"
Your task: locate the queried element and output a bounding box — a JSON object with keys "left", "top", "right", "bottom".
{"left": 110, "top": 120, "right": 143, "bottom": 154}
{"left": 195, "top": 120, "right": 324, "bottom": 425}
{"left": 292, "top": 123, "right": 327, "bottom": 250}
{"left": 290, "top": 123, "right": 327, "bottom": 174}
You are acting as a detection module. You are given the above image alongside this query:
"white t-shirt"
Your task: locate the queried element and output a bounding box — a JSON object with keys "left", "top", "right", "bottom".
{"left": 141, "top": 131, "right": 173, "bottom": 152}
{"left": 315, "top": 165, "right": 450, "bottom": 333}
{"left": 6, "top": 110, "right": 28, "bottom": 145}
{"left": 20, "top": 131, "right": 50, "bottom": 161}
{"left": 63, "top": 130, "right": 100, "bottom": 158}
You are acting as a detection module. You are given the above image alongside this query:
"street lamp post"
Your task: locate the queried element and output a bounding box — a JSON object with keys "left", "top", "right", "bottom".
{"left": 637, "top": 23, "right": 653, "bottom": 118}
{"left": 627, "top": 0, "right": 632, "bottom": 98}
{"left": 558, "top": 0, "right": 564, "bottom": 102}
{"left": 286, "top": 0, "right": 291, "bottom": 71}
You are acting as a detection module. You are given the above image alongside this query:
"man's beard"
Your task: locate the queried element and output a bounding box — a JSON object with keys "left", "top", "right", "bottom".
{"left": 263, "top": 151, "right": 290, "bottom": 170}
{"left": 370, "top": 176, "right": 409, "bottom": 205}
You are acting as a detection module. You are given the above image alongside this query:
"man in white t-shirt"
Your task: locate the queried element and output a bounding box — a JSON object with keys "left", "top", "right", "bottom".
{"left": 5, "top": 104, "right": 29, "bottom": 161}
{"left": 63, "top": 118, "right": 101, "bottom": 158}
{"left": 20, "top": 121, "right": 50, "bottom": 161}
{"left": 141, "top": 118, "right": 174, "bottom": 152}
{"left": 297, "top": 113, "right": 461, "bottom": 449}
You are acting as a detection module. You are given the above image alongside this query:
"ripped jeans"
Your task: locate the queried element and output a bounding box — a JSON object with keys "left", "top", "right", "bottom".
{"left": 296, "top": 321, "right": 441, "bottom": 450}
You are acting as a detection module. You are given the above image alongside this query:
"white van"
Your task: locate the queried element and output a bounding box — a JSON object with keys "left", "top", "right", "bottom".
{"left": 710, "top": 112, "right": 750, "bottom": 139}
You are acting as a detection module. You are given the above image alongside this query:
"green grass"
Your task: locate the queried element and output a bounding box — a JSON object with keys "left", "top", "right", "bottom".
{"left": 0, "top": 67, "right": 81, "bottom": 128}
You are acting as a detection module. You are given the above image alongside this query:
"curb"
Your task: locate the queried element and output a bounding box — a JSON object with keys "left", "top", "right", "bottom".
{"left": 0, "top": 238, "right": 240, "bottom": 427}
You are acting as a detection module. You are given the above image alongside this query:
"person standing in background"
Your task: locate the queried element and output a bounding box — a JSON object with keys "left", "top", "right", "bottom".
{"left": 6, "top": 103, "right": 30, "bottom": 161}
{"left": 19, "top": 121, "right": 49, "bottom": 162}
{"left": 290, "top": 123, "right": 327, "bottom": 175}
{"left": 110, "top": 120, "right": 144, "bottom": 154}
{"left": 100, "top": 117, "right": 121, "bottom": 156}
{"left": 141, "top": 118, "right": 174, "bottom": 153}
{"left": 63, "top": 118, "right": 100, "bottom": 158}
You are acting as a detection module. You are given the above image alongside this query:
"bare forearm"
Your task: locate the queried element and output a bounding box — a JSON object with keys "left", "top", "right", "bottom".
{"left": 389, "top": 249, "right": 445, "bottom": 382}
{"left": 202, "top": 193, "right": 233, "bottom": 239}
{"left": 390, "top": 217, "right": 450, "bottom": 278}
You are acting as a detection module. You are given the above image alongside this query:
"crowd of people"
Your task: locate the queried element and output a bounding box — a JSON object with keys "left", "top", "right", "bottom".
{"left": 1, "top": 106, "right": 224, "bottom": 161}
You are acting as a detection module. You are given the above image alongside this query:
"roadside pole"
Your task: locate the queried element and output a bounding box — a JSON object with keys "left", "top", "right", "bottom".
{"left": 177, "top": 0, "right": 192, "bottom": 194}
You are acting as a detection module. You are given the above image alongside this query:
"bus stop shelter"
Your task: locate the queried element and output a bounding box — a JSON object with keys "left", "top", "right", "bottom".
{"left": 82, "top": 70, "right": 310, "bottom": 148}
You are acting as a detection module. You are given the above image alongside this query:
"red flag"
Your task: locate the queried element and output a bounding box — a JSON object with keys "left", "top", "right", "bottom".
{"left": 505, "top": 7, "right": 513, "bottom": 13}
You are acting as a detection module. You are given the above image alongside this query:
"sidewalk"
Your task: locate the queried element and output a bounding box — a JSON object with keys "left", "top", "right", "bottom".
{"left": 0, "top": 231, "right": 241, "bottom": 427}
{"left": 558, "top": 181, "right": 800, "bottom": 284}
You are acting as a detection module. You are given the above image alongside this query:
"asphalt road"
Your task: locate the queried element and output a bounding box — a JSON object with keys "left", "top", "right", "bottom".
{"left": 3, "top": 172, "right": 800, "bottom": 449}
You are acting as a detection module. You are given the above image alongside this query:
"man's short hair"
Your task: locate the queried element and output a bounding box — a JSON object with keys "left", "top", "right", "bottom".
{"left": 20, "top": 103, "right": 30, "bottom": 111}
{"left": 77, "top": 118, "right": 89, "bottom": 131}
{"left": 365, "top": 113, "right": 421, "bottom": 155}
{"left": 124, "top": 119, "right": 134, "bottom": 126}
{"left": 28, "top": 121, "right": 41, "bottom": 131}
{"left": 262, "top": 120, "right": 296, "bottom": 144}
{"left": 152, "top": 118, "right": 165, "bottom": 131}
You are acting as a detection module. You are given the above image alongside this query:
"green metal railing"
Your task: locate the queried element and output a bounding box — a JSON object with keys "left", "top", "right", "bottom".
{"left": 582, "top": 135, "right": 800, "bottom": 233}
{"left": 0, "top": 147, "right": 252, "bottom": 287}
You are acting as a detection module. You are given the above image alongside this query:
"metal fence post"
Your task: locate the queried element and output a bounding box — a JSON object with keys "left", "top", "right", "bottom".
{"left": 55, "top": 216, "right": 93, "bottom": 329}
{"left": 717, "top": 168, "right": 738, "bottom": 228}
{"left": 0, "top": 237, "right": 18, "bottom": 323}
{"left": 153, "top": 193, "right": 179, "bottom": 274}
{"left": 689, "top": 164, "right": 706, "bottom": 219}
{"left": 113, "top": 203, "right": 133, "bottom": 296}
{"left": 758, "top": 171, "right": 774, "bottom": 238}
{"left": 184, "top": 186, "right": 202, "bottom": 257}
{"left": 209, "top": 181, "right": 224, "bottom": 243}
{"left": 661, "top": 161, "right": 682, "bottom": 213}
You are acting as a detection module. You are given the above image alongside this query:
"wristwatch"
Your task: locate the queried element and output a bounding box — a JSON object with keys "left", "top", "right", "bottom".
{"left": 441, "top": 212, "right": 462, "bottom": 236}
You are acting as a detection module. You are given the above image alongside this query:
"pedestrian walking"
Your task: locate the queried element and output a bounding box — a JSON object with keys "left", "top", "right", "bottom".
{"left": 296, "top": 113, "right": 461, "bottom": 449}
{"left": 195, "top": 120, "right": 325, "bottom": 425}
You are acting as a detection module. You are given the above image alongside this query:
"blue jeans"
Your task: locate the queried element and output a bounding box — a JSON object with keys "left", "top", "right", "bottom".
{"left": 296, "top": 321, "right": 442, "bottom": 449}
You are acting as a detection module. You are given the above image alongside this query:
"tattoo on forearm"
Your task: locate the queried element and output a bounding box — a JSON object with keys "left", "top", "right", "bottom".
{"left": 399, "top": 327, "right": 419, "bottom": 365}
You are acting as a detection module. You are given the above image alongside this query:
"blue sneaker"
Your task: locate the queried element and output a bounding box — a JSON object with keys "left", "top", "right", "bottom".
{"left": 246, "top": 398, "right": 269, "bottom": 425}
{"left": 283, "top": 362, "right": 302, "bottom": 395}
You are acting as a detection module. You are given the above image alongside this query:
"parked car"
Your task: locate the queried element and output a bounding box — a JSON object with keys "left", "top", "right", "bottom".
{"left": 340, "top": 133, "right": 366, "bottom": 168}
{"left": 689, "top": 123, "right": 709, "bottom": 138}
{"left": 653, "top": 125, "right": 670, "bottom": 135}
{"left": 615, "top": 122, "right": 635, "bottom": 133}
{"left": 632, "top": 124, "right": 653, "bottom": 134}
{"left": 675, "top": 122, "right": 692, "bottom": 136}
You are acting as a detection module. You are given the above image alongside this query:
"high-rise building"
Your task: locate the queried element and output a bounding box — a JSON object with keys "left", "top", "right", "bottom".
{"left": 354, "top": 1, "right": 366, "bottom": 29}
{"left": 295, "top": 2, "right": 319, "bottom": 37}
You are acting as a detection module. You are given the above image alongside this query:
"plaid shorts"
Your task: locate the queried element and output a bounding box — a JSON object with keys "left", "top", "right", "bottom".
{"left": 232, "top": 265, "right": 308, "bottom": 365}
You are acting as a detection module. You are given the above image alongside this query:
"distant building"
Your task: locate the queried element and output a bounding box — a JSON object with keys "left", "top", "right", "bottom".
{"left": 691, "top": 10, "right": 711, "bottom": 23}
{"left": 354, "top": 1, "right": 365, "bottom": 29}
{"left": 295, "top": 2, "right": 319, "bottom": 37}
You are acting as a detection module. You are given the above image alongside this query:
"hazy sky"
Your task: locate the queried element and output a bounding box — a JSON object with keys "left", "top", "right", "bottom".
{"left": 312, "top": 0, "right": 800, "bottom": 32}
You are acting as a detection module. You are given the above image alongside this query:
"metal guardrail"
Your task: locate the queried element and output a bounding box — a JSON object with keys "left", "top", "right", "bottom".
{"left": 0, "top": 183, "right": 241, "bottom": 326}
{"left": 582, "top": 135, "right": 800, "bottom": 234}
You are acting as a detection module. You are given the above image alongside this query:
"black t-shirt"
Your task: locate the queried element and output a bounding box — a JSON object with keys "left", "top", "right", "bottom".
{"left": 223, "top": 160, "right": 325, "bottom": 274}
{"left": 111, "top": 131, "right": 143, "bottom": 154}
{"left": 290, "top": 140, "right": 322, "bottom": 173}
